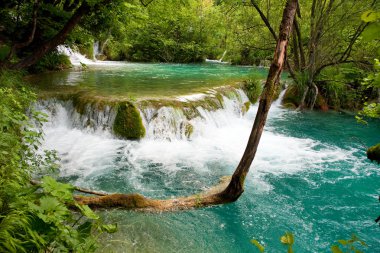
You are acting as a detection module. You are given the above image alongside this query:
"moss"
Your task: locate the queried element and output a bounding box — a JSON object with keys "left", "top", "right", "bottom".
{"left": 242, "top": 101, "right": 251, "bottom": 115}
{"left": 272, "top": 84, "right": 282, "bottom": 101}
{"left": 282, "top": 85, "right": 302, "bottom": 108}
{"left": 113, "top": 102, "right": 146, "bottom": 140}
{"left": 184, "top": 123, "right": 194, "bottom": 139}
{"left": 367, "top": 143, "right": 380, "bottom": 162}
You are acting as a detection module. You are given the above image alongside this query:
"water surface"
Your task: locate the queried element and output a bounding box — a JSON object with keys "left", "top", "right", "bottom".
{"left": 38, "top": 64, "right": 380, "bottom": 252}
{"left": 30, "top": 63, "right": 264, "bottom": 98}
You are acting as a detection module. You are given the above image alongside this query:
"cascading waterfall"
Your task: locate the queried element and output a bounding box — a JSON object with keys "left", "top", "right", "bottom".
{"left": 57, "top": 45, "right": 95, "bottom": 66}
{"left": 38, "top": 87, "right": 348, "bottom": 185}
{"left": 56, "top": 44, "right": 125, "bottom": 66}
{"left": 38, "top": 87, "right": 251, "bottom": 140}
{"left": 35, "top": 65, "right": 379, "bottom": 252}
{"left": 93, "top": 41, "right": 100, "bottom": 60}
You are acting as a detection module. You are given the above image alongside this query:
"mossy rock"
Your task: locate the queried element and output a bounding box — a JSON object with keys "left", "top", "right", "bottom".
{"left": 242, "top": 101, "right": 251, "bottom": 115}
{"left": 184, "top": 123, "right": 194, "bottom": 139}
{"left": 367, "top": 144, "right": 380, "bottom": 162}
{"left": 113, "top": 102, "right": 146, "bottom": 140}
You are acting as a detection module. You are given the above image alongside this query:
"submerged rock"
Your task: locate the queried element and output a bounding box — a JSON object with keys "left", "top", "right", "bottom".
{"left": 113, "top": 102, "right": 146, "bottom": 140}
{"left": 367, "top": 144, "right": 380, "bottom": 162}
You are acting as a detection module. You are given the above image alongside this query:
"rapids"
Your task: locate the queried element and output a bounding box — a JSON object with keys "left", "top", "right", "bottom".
{"left": 35, "top": 61, "right": 379, "bottom": 252}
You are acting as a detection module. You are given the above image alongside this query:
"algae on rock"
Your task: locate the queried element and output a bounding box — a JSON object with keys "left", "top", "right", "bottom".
{"left": 113, "top": 102, "right": 146, "bottom": 140}
{"left": 367, "top": 143, "right": 380, "bottom": 162}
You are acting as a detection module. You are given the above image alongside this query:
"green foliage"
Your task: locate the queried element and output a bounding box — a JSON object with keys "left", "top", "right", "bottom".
{"left": 243, "top": 74, "right": 263, "bottom": 104}
{"left": 318, "top": 66, "right": 367, "bottom": 110}
{"left": 357, "top": 59, "right": 380, "bottom": 123}
{"left": 0, "top": 70, "right": 116, "bottom": 252}
{"left": 0, "top": 45, "right": 10, "bottom": 61}
{"left": 32, "top": 50, "right": 72, "bottom": 73}
{"left": 361, "top": 10, "right": 380, "bottom": 42}
{"left": 331, "top": 234, "right": 367, "bottom": 253}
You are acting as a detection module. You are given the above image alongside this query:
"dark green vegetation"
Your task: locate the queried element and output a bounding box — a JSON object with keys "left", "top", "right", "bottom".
{"left": 113, "top": 102, "right": 146, "bottom": 139}
{"left": 0, "top": 70, "right": 116, "bottom": 252}
{"left": 1, "top": 0, "right": 379, "bottom": 112}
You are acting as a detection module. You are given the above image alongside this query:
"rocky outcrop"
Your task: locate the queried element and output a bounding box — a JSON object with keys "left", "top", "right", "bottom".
{"left": 367, "top": 144, "right": 380, "bottom": 162}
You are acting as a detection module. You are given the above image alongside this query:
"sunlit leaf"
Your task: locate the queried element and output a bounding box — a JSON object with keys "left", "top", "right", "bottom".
{"left": 331, "top": 245, "right": 344, "bottom": 253}
{"left": 250, "top": 239, "right": 265, "bottom": 252}
{"left": 100, "top": 224, "right": 118, "bottom": 233}
{"left": 280, "top": 232, "right": 294, "bottom": 245}
{"left": 361, "top": 10, "right": 379, "bottom": 22}
{"left": 75, "top": 204, "right": 99, "bottom": 220}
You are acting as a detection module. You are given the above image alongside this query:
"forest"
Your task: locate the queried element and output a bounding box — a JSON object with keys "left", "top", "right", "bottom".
{"left": 0, "top": 0, "right": 379, "bottom": 252}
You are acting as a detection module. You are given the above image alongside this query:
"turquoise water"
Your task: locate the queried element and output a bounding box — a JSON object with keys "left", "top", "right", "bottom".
{"left": 38, "top": 63, "right": 379, "bottom": 252}
{"left": 30, "top": 63, "right": 265, "bottom": 98}
{"left": 87, "top": 111, "right": 379, "bottom": 253}
{"left": 42, "top": 107, "right": 380, "bottom": 252}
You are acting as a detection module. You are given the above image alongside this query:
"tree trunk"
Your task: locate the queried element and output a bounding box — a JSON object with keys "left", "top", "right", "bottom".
{"left": 74, "top": 0, "right": 299, "bottom": 210}
{"left": 219, "top": 0, "right": 298, "bottom": 200}
{"left": 6, "top": 0, "right": 113, "bottom": 70}
{"left": 10, "top": 2, "right": 91, "bottom": 70}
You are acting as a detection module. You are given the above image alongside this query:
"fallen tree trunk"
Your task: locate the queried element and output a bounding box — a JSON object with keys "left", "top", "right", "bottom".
{"left": 74, "top": 0, "right": 298, "bottom": 211}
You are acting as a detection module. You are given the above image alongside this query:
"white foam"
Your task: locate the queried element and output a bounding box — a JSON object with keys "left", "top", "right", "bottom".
{"left": 57, "top": 45, "right": 126, "bottom": 67}
{"left": 40, "top": 95, "right": 350, "bottom": 193}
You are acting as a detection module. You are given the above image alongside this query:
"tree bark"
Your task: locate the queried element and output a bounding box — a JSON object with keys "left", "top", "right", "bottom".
{"left": 6, "top": 0, "right": 40, "bottom": 61}
{"left": 74, "top": 0, "right": 299, "bottom": 210}
{"left": 219, "top": 0, "right": 298, "bottom": 200}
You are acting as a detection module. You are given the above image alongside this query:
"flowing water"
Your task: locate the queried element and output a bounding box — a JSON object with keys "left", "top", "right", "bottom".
{"left": 37, "top": 63, "right": 380, "bottom": 252}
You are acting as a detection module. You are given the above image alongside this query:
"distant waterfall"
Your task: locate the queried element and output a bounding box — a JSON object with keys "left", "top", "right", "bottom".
{"left": 57, "top": 45, "right": 95, "bottom": 66}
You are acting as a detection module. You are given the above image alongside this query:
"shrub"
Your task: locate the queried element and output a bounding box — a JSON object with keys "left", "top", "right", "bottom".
{"left": 243, "top": 74, "right": 263, "bottom": 104}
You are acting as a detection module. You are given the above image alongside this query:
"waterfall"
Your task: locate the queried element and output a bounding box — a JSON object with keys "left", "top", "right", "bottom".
{"left": 57, "top": 44, "right": 125, "bottom": 67}
{"left": 38, "top": 88, "right": 250, "bottom": 141}
{"left": 57, "top": 45, "right": 95, "bottom": 66}
{"left": 274, "top": 87, "right": 287, "bottom": 107}
{"left": 93, "top": 41, "right": 100, "bottom": 60}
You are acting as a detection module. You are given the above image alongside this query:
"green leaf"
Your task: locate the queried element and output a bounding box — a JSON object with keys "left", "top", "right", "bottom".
{"left": 362, "top": 23, "right": 380, "bottom": 41}
{"left": 250, "top": 239, "right": 265, "bottom": 252}
{"left": 331, "top": 245, "right": 344, "bottom": 253}
{"left": 77, "top": 221, "right": 93, "bottom": 239}
{"left": 41, "top": 176, "right": 74, "bottom": 202}
{"left": 100, "top": 224, "right": 118, "bottom": 233}
{"left": 280, "top": 232, "right": 294, "bottom": 245}
{"left": 75, "top": 204, "right": 99, "bottom": 220}
{"left": 338, "top": 240, "right": 348, "bottom": 245}
{"left": 361, "top": 10, "right": 379, "bottom": 22}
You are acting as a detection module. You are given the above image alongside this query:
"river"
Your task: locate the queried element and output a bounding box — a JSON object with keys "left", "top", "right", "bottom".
{"left": 33, "top": 63, "right": 379, "bottom": 252}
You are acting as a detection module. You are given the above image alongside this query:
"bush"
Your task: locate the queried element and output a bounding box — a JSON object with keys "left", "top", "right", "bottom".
{"left": 0, "top": 70, "right": 115, "bottom": 252}
{"left": 31, "top": 50, "right": 72, "bottom": 73}
{"left": 243, "top": 74, "right": 263, "bottom": 104}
